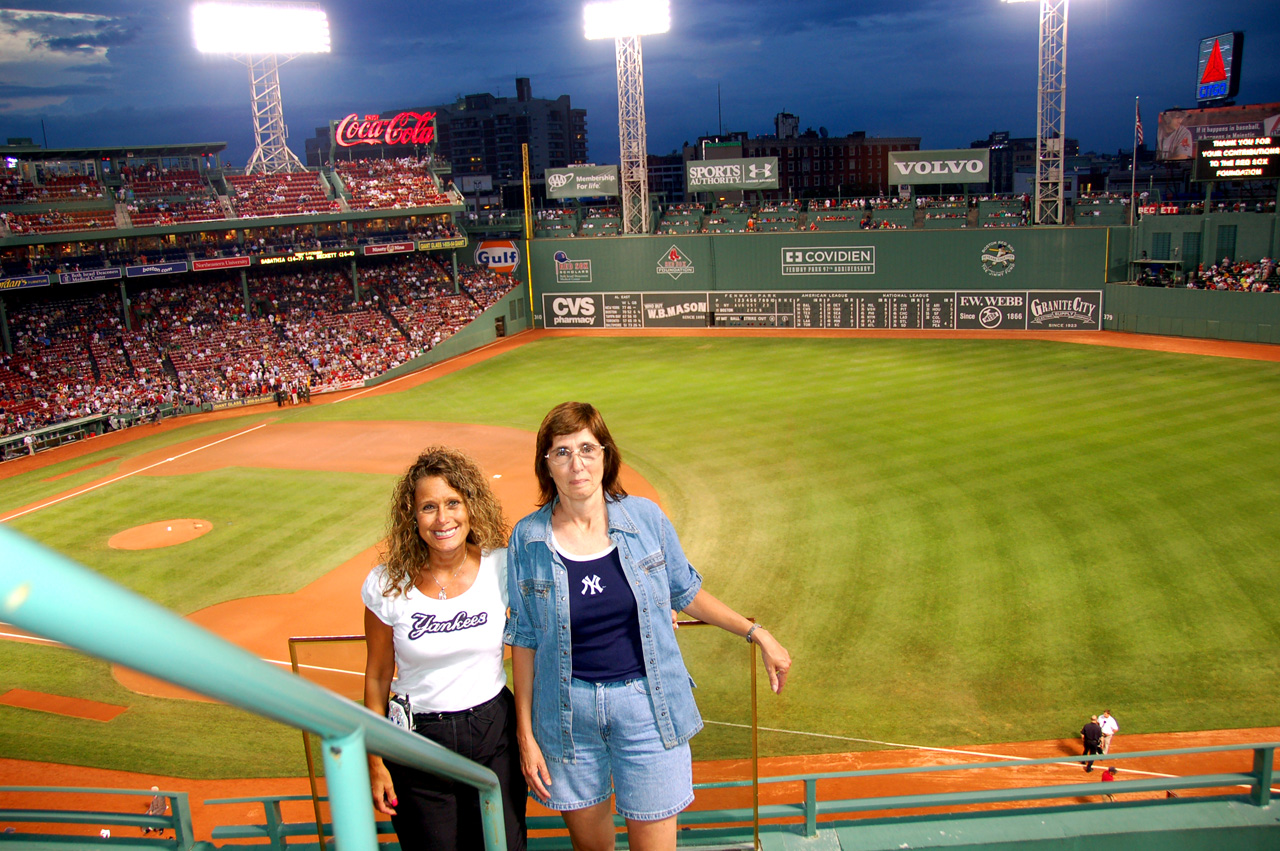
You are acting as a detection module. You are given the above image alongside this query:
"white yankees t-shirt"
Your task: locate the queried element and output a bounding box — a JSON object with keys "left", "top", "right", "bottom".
{"left": 362, "top": 548, "right": 508, "bottom": 712}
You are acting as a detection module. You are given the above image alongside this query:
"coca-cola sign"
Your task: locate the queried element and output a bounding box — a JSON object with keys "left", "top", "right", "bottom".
{"left": 335, "top": 111, "right": 436, "bottom": 148}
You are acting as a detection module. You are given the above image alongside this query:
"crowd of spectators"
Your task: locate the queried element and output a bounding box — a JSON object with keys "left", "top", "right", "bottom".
{"left": 1182, "top": 257, "right": 1277, "bottom": 292}
{"left": 338, "top": 158, "right": 455, "bottom": 210}
{"left": 0, "top": 254, "right": 519, "bottom": 437}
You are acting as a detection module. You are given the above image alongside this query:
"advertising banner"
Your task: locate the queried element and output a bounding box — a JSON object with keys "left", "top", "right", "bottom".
{"left": 192, "top": 256, "right": 251, "bottom": 271}
{"left": 888, "top": 149, "right": 990, "bottom": 185}
{"left": 418, "top": 235, "right": 468, "bottom": 252}
{"left": 685, "top": 158, "right": 779, "bottom": 191}
{"left": 546, "top": 166, "right": 619, "bottom": 198}
{"left": 542, "top": 289, "right": 1102, "bottom": 331}
{"left": 126, "top": 261, "right": 189, "bottom": 278}
{"left": 1157, "top": 103, "right": 1280, "bottom": 161}
{"left": 0, "top": 274, "right": 51, "bottom": 291}
{"left": 474, "top": 240, "right": 520, "bottom": 274}
{"left": 59, "top": 267, "right": 122, "bottom": 284}
{"left": 363, "top": 242, "right": 415, "bottom": 256}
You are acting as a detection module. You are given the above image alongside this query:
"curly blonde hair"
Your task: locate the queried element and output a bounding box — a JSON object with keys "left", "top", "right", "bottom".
{"left": 379, "top": 446, "right": 509, "bottom": 598}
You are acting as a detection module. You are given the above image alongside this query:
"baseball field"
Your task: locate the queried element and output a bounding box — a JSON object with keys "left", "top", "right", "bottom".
{"left": 3, "top": 329, "right": 1280, "bottom": 784}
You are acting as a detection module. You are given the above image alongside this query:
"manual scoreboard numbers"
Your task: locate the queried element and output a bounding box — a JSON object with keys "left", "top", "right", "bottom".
{"left": 543, "top": 291, "right": 1102, "bottom": 331}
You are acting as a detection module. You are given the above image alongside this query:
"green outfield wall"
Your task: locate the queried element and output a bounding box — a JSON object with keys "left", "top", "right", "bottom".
{"left": 524, "top": 218, "right": 1280, "bottom": 344}
{"left": 1104, "top": 282, "right": 1280, "bottom": 344}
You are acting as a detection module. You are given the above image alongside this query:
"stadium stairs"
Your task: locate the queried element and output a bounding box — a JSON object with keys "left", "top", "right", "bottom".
{"left": 2, "top": 515, "right": 1278, "bottom": 850}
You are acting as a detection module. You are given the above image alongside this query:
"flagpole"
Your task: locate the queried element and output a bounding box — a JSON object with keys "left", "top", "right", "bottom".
{"left": 1130, "top": 96, "right": 1139, "bottom": 228}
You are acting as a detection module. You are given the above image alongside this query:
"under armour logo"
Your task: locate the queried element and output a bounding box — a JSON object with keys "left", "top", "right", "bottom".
{"left": 581, "top": 575, "right": 604, "bottom": 595}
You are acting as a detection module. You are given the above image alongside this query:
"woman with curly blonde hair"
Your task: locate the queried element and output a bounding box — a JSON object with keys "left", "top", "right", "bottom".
{"left": 362, "top": 446, "right": 526, "bottom": 850}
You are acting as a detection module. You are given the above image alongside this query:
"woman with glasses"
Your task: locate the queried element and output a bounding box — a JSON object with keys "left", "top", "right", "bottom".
{"left": 505, "top": 402, "right": 792, "bottom": 851}
{"left": 362, "top": 447, "right": 527, "bottom": 850}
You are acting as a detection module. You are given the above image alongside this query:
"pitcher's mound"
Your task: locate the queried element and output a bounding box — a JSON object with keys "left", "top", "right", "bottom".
{"left": 109, "top": 519, "right": 213, "bottom": 550}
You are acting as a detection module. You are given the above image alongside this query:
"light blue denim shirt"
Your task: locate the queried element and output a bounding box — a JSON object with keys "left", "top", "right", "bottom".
{"left": 504, "top": 494, "right": 704, "bottom": 761}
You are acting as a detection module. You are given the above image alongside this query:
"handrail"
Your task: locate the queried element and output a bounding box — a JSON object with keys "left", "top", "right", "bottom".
{"left": 0, "top": 786, "right": 197, "bottom": 847}
{"left": 0, "top": 527, "right": 507, "bottom": 851}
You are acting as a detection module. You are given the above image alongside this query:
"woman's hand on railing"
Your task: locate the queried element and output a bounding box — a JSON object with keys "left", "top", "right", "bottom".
{"left": 518, "top": 731, "right": 553, "bottom": 802}
{"left": 368, "top": 756, "right": 399, "bottom": 816}
{"left": 754, "top": 629, "right": 792, "bottom": 694}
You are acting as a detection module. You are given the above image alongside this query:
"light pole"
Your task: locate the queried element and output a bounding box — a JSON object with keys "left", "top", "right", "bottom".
{"left": 193, "top": 2, "right": 331, "bottom": 174}
{"left": 1003, "top": 0, "right": 1068, "bottom": 226}
{"left": 584, "top": 0, "right": 670, "bottom": 235}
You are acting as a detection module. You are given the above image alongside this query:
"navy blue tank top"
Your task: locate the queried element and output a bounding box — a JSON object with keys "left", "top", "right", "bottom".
{"left": 557, "top": 541, "right": 645, "bottom": 682}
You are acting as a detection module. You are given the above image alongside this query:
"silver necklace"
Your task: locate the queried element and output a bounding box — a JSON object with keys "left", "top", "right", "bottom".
{"left": 429, "top": 549, "right": 469, "bottom": 600}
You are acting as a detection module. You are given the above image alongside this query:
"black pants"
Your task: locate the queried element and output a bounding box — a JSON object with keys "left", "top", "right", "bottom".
{"left": 386, "top": 688, "right": 527, "bottom": 851}
{"left": 1084, "top": 742, "right": 1102, "bottom": 771}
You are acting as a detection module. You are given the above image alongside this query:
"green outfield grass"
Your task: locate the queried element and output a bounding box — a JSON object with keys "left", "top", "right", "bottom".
{"left": 4, "top": 335, "right": 1280, "bottom": 776}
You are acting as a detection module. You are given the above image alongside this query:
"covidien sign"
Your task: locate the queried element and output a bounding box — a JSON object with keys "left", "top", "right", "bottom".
{"left": 888, "top": 149, "right": 990, "bottom": 185}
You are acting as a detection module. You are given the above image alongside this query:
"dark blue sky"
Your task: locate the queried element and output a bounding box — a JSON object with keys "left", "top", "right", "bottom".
{"left": 0, "top": 1, "right": 1276, "bottom": 167}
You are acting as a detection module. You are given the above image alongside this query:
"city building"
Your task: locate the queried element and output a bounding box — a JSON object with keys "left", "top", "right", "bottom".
{"left": 306, "top": 77, "right": 587, "bottom": 181}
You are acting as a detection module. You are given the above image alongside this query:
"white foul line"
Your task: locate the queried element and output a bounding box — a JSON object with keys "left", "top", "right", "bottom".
{"left": 704, "top": 719, "right": 1190, "bottom": 781}
{"left": 0, "top": 422, "right": 271, "bottom": 524}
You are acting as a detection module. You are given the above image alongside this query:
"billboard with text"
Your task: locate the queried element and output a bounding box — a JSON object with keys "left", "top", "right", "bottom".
{"left": 546, "top": 166, "right": 619, "bottom": 198}
{"left": 888, "top": 149, "right": 989, "bottom": 185}
{"left": 686, "top": 158, "right": 779, "bottom": 191}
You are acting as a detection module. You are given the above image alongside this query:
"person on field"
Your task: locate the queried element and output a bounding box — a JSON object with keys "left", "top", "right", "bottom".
{"left": 140, "top": 787, "right": 167, "bottom": 835}
{"left": 1081, "top": 715, "right": 1104, "bottom": 772}
{"left": 362, "top": 447, "right": 527, "bottom": 850}
{"left": 506, "top": 401, "right": 792, "bottom": 851}
{"left": 1101, "top": 766, "right": 1118, "bottom": 802}
{"left": 1099, "top": 709, "right": 1119, "bottom": 753}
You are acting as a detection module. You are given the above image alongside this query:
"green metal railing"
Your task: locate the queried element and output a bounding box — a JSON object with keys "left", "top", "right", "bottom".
{"left": 0, "top": 526, "right": 507, "bottom": 851}
{"left": 0, "top": 786, "right": 199, "bottom": 846}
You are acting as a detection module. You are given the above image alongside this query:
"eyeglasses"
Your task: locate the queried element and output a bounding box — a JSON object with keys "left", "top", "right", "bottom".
{"left": 545, "top": 443, "right": 605, "bottom": 467}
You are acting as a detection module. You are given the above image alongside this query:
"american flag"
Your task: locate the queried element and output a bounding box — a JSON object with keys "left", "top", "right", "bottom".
{"left": 1135, "top": 98, "right": 1144, "bottom": 146}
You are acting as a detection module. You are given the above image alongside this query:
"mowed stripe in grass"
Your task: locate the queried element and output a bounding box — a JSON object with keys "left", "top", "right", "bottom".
{"left": 5, "top": 335, "right": 1280, "bottom": 774}
{"left": 295, "top": 337, "right": 1280, "bottom": 752}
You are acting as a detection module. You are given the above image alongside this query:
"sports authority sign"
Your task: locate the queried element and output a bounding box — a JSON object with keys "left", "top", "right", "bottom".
{"left": 542, "top": 290, "right": 1102, "bottom": 331}
{"left": 888, "top": 149, "right": 990, "bottom": 185}
{"left": 545, "top": 166, "right": 619, "bottom": 199}
{"left": 686, "top": 158, "right": 779, "bottom": 191}
{"left": 781, "top": 246, "right": 875, "bottom": 275}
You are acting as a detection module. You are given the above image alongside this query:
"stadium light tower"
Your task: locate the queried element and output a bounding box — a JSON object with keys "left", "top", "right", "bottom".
{"left": 1003, "top": 0, "right": 1068, "bottom": 226}
{"left": 192, "top": 1, "right": 330, "bottom": 174}
{"left": 584, "top": 0, "right": 670, "bottom": 235}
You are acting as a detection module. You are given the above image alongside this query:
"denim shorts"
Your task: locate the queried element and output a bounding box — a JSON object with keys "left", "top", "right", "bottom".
{"left": 542, "top": 677, "right": 693, "bottom": 822}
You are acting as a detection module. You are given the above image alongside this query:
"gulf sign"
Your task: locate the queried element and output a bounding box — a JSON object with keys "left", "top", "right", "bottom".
{"left": 474, "top": 240, "right": 520, "bottom": 274}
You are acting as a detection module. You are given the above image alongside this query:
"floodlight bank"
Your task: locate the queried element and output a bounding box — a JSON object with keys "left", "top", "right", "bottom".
{"left": 583, "top": 0, "right": 671, "bottom": 40}
{"left": 192, "top": 1, "right": 331, "bottom": 54}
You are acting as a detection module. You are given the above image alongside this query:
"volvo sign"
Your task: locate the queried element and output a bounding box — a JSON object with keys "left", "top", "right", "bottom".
{"left": 888, "top": 149, "right": 990, "bottom": 185}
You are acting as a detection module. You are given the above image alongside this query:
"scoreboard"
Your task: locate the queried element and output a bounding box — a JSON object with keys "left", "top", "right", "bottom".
{"left": 1192, "top": 136, "right": 1280, "bottom": 182}
{"left": 542, "top": 290, "right": 1102, "bottom": 331}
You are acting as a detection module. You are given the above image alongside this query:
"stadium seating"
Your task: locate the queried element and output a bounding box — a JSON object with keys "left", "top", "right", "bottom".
{"left": 337, "top": 157, "right": 454, "bottom": 210}
{"left": 0, "top": 254, "right": 519, "bottom": 437}
{"left": 226, "top": 172, "right": 341, "bottom": 218}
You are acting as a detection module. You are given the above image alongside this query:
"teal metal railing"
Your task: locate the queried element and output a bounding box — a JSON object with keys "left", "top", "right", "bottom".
{"left": 0, "top": 526, "right": 507, "bottom": 851}
{"left": 0, "top": 786, "right": 198, "bottom": 845}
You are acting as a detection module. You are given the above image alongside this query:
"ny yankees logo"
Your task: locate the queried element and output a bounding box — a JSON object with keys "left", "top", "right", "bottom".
{"left": 581, "top": 574, "right": 604, "bottom": 595}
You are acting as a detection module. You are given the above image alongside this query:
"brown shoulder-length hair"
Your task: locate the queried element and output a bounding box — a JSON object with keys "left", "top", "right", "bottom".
{"left": 380, "top": 446, "right": 509, "bottom": 597}
{"left": 534, "top": 401, "right": 628, "bottom": 506}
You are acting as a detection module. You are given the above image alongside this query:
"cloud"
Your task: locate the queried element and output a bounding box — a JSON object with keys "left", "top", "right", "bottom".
{"left": 0, "top": 9, "right": 137, "bottom": 111}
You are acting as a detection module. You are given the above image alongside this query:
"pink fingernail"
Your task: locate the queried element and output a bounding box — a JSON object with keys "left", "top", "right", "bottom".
{"left": 390, "top": 798, "right": 398, "bottom": 806}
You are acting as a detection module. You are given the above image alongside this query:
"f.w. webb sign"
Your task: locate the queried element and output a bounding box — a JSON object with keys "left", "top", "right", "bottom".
{"left": 888, "top": 149, "right": 990, "bottom": 185}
